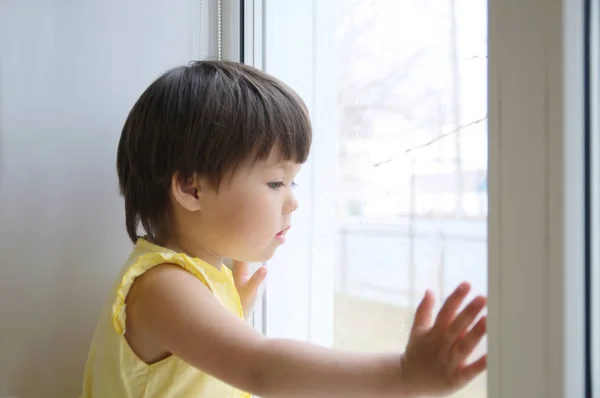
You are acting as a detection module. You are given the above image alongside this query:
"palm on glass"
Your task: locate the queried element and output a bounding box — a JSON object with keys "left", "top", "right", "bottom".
{"left": 232, "top": 260, "right": 268, "bottom": 320}
{"left": 400, "top": 282, "right": 487, "bottom": 396}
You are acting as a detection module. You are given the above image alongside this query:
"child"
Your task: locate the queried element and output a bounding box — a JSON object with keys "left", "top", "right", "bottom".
{"left": 81, "top": 60, "right": 487, "bottom": 398}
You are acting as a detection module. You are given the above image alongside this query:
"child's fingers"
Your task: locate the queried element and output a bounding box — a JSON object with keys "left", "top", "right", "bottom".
{"left": 411, "top": 290, "right": 435, "bottom": 334}
{"left": 244, "top": 266, "right": 268, "bottom": 296}
{"left": 443, "top": 296, "right": 486, "bottom": 351}
{"left": 456, "top": 354, "right": 487, "bottom": 384}
{"left": 433, "top": 282, "right": 471, "bottom": 330}
{"left": 232, "top": 260, "right": 251, "bottom": 285}
{"left": 450, "top": 316, "right": 486, "bottom": 366}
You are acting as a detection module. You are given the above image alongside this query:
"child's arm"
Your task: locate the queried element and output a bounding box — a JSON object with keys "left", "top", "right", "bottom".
{"left": 131, "top": 264, "right": 486, "bottom": 398}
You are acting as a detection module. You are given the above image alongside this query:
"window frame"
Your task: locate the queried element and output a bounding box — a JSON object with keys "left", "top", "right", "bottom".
{"left": 587, "top": 0, "right": 599, "bottom": 395}
{"left": 488, "top": 0, "right": 587, "bottom": 395}
{"left": 219, "top": 0, "right": 590, "bottom": 396}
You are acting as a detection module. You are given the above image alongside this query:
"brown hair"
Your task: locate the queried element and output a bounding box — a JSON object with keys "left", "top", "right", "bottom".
{"left": 116, "top": 60, "right": 312, "bottom": 243}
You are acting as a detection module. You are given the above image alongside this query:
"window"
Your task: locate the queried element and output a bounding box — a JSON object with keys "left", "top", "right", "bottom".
{"left": 336, "top": 1, "right": 486, "bottom": 396}
{"left": 268, "top": 1, "right": 487, "bottom": 397}
{"left": 219, "top": 0, "right": 590, "bottom": 396}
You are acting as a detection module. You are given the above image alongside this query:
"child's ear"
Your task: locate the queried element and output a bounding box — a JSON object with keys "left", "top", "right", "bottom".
{"left": 171, "top": 173, "right": 202, "bottom": 212}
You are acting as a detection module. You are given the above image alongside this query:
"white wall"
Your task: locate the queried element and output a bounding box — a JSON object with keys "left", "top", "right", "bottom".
{"left": 0, "top": 1, "right": 200, "bottom": 396}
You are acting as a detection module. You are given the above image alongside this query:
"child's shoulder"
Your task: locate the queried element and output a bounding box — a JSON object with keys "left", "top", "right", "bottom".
{"left": 112, "top": 238, "right": 240, "bottom": 334}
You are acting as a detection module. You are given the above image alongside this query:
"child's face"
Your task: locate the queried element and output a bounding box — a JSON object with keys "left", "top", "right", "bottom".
{"left": 171, "top": 148, "right": 301, "bottom": 265}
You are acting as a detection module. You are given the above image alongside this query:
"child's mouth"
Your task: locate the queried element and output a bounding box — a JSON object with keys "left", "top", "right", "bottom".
{"left": 275, "top": 226, "right": 290, "bottom": 243}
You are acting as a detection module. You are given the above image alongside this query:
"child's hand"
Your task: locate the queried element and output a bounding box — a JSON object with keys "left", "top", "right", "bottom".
{"left": 232, "top": 260, "right": 268, "bottom": 319}
{"left": 400, "top": 283, "right": 487, "bottom": 397}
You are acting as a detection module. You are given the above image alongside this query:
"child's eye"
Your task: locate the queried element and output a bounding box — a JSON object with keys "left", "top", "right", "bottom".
{"left": 267, "top": 181, "right": 298, "bottom": 190}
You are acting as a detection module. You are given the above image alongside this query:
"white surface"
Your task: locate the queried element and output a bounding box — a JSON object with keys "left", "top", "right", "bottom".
{"left": 0, "top": 0, "right": 206, "bottom": 396}
{"left": 487, "top": 0, "right": 587, "bottom": 396}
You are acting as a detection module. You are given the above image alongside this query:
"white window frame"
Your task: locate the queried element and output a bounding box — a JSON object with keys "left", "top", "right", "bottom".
{"left": 488, "top": 0, "right": 587, "bottom": 395}
{"left": 219, "top": 0, "right": 590, "bottom": 396}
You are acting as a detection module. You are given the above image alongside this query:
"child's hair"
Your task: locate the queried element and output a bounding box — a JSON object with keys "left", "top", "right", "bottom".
{"left": 116, "top": 60, "right": 312, "bottom": 244}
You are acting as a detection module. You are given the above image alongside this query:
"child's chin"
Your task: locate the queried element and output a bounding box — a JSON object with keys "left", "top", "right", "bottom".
{"left": 250, "top": 248, "right": 278, "bottom": 263}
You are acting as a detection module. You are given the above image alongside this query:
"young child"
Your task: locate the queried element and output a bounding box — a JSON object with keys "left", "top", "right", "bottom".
{"left": 81, "top": 60, "right": 487, "bottom": 398}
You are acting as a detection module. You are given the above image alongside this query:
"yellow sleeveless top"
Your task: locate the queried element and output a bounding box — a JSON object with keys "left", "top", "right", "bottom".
{"left": 81, "top": 238, "right": 251, "bottom": 398}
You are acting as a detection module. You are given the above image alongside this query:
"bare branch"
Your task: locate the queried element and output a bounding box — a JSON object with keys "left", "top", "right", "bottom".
{"left": 372, "top": 115, "right": 488, "bottom": 167}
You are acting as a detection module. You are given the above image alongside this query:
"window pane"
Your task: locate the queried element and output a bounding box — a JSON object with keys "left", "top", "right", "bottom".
{"left": 332, "top": 1, "right": 487, "bottom": 397}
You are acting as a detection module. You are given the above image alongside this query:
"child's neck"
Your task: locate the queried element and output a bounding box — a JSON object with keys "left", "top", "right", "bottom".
{"left": 160, "top": 236, "right": 224, "bottom": 270}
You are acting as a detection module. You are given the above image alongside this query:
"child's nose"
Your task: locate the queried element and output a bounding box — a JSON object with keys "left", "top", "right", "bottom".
{"left": 284, "top": 193, "right": 299, "bottom": 214}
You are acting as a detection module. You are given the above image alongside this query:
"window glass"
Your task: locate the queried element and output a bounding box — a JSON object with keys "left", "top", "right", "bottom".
{"left": 332, "top": 2, "right": 488, "bottom": 397}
